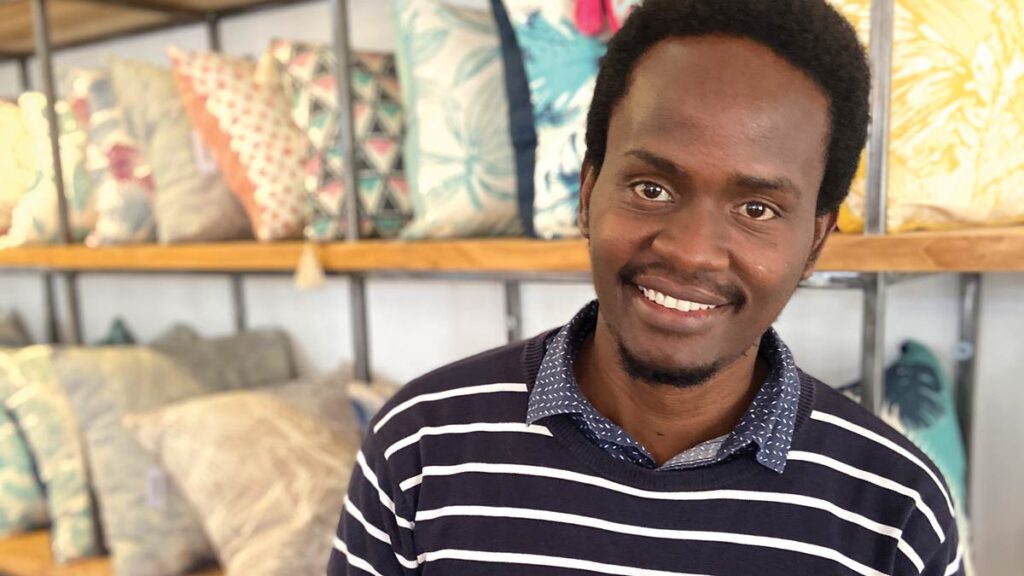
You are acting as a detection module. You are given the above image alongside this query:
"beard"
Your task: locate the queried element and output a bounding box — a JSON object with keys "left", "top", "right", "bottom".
{"left": 615, "top": 339, "right": 723, "bottom": 389}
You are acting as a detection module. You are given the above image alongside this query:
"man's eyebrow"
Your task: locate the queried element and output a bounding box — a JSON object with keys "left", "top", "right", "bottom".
{"left": 625, "top": 149, "right": 687, "bottom": 178}
{"left": 731, "top": 173, "right": 802, "bottom": 198}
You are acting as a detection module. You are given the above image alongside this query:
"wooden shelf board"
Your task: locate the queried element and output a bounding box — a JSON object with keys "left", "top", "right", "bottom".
{"left": 0, "top": 228, "right": 1022, "bottom": 274}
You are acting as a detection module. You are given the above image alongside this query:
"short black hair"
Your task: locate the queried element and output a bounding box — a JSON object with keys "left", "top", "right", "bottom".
{"left": 585, "top": 0, "right": 870, "bottom": 215}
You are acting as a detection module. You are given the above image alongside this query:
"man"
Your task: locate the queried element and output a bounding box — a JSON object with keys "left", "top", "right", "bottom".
{"left": 328, "top": 0, "right": 963, "bottom": 574}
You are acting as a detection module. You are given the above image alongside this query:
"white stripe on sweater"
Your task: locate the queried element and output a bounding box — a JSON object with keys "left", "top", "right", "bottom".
{"left": 333, "top": 537, "right": 385, "bottom": 576}
{"left": 944, "top": 545, "right": 965, "bottom": 576}
{"left": 343, "top": 497, "right": 420, "bottom": 569}
{"left": 417, "top": 548, "right": 711, "bottom": 576}
{"left": 384, "top": 422, "right": 552, "bottom": 460}
{"left": 373, "top": 383, "right": 528, "bottom": 434}
{"left": 417, "top": 506, "right": 885, "bottom": 576}
{"left": 788, "top": 450, "right": 944, "bottom": 542}
{"left": 356, "top": 451, "right": 414, "bottom": 530}
{"left": 811, "top": 411, "right": 955, "bottom": 516}
{"left": 398, "top": 461, "right": 923, "bottom": 570}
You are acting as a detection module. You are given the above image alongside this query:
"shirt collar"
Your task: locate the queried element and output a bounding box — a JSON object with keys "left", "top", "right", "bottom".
{"left": 526, "top": 300, "right": 802, "bottom": 473}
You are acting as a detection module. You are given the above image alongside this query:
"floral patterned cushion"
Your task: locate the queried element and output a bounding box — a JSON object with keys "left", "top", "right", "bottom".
{"left": 271, "top": 40, "right": 412, "bottom": 240}
{"left": 0, "top": 347, "right": 102, "bottom": 563}
{"left": 108, "top": 57, "right": 252, "bottom": 244}
{"left": 0, "top": 102, "right": 37, "bottom": 237}
{"left": 0, "top": 352, "right": 48, "bottom": 538}
{"left": 394, "top": 0, "right": 521, "bottom": 239}
{"left": 831, "top": 0, "right": 1024, "bottom": 233}
{"left": 68, "top": 69, "right": 157, "bottom": 246}
{"left": 1, "top": 93, "right": 96, "bottom": 247}
{"left": 125, "top": 377, "right": 361, "bottom": 576}
{"left": 170, "top": 47, "right": 306, "bottom": 241}
{"left": 495, "top": 0, "right": 640, "bottom": 238}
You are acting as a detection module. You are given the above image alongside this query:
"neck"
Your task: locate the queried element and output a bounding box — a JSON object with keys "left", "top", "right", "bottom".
{"left": 574, "top": 314, "right": 768, "bottom": 466}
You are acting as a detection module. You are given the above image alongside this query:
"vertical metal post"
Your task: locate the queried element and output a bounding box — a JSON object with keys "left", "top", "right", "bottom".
{"left": 17, "top": 57, "right": 31, "bottom": 91}
{"left": 43, "top": 273, "right": 58, "bottom": 344}
{"left": 230, "top": 274, "right": 247, "bottom": 333}
{"left": 859, "top": 0, "right": 896, "bottom": 414}
{"left": 504, "top": 281, "right": 523, "bottom": 343}
{"left": 65, "top": 272, "right": 82, "bottom": 345}
{"left": 860, "top": 273, "right": 886, "bottom": 414}
{"left": 331, "top": 0, "right": 370, "bottom": 381}
{"left": 206, "top": 13, "right": 222, "bottom": 52}
{"left": 31, "top": 0, "right": 71, "bottom": 246}
{"left": 954, "top": 273, "right": 981, "bottom": 502}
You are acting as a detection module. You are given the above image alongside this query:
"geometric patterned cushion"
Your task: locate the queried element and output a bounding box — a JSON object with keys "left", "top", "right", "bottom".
{"left": 169, "top": 47, "right": 306, "bottom": 241}
{"left": 271, "top": 40, "right": 412, "bottom": 240}
{"left": 68, "top": 69, "right": 157, "bottom": 246}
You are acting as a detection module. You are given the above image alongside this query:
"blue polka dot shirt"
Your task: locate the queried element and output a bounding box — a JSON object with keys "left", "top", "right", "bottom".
{"left": 526, "top": 301, "right": 801, "bottom": 473}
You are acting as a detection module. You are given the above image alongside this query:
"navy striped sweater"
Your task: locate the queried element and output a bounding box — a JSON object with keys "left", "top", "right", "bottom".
{"left": 328, "top": 331, "right": 963, "bottom": 576}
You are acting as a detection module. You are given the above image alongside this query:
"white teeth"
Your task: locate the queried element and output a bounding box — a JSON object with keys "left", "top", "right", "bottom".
{"left": 637, "top": 285, "right": 719, "bottom": 314}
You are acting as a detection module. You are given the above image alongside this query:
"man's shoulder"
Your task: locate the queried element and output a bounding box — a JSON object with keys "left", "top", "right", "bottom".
{"left": 796, "top": 373, "right": 957, "bottom": 519}
{"left": 367, "top": 333, "right": 548, "bottom": 441}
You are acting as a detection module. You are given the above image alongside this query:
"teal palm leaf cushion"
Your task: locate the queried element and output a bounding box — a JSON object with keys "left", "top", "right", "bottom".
{"left": 498, "top": 0, "right": 640, "bottom": 239}
{"left": 394, "top": 0, "right": 521, "bottom": 239}
{"left": 0, "top": 360, "right": 48, "bottom": 536}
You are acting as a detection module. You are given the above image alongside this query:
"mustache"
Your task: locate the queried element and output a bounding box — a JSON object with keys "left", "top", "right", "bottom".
{"left": 618, "top": 262, "right": 747, "bottom": 308}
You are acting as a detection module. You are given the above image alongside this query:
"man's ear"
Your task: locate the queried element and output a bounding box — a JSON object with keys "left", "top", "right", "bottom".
{"left": 578, "top": 158, "right": 597, "bottom": 238}
{"left": 802, "top": 210, "right": 838, "bottom": 280}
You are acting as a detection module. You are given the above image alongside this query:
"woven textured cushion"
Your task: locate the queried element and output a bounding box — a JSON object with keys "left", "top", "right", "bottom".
{"left": 126, "top": 376, "right": 361, "bottom": 576}
{"left": 394, "top": 0, "right": 521, "bottom": 239}
{"left": 0, "top": 102, "right": 36, "bottom": 237}
{"left": 495, "top": 0, "right": 641, "bottom": 238}
{"left": 170, "top": 47, "right": 306, "bottom": 241}
{"left": 68, "top": 69, "right": 157, "bottom": 246}
{"left": 2, "top": 93, "right": 96, "bottom": 247}
{"left": 150, "top": 325, "right": 295, "bottom": 390}
{"left": 0, "top": 346, "right": 102, "bottom": 563}
{"left": 53, "top": 348, "right": 216, "bottom": 576}
{"left": 0, "top": 352, "right": 48, "bottom": 538}
{"left": 108, "top": 57, "right": 251, "bottom": 244}
{"left": 271, "top": 40, "right": 412, "bottom": 240}
{"left": 832, "top": 0, "right": 1024, "bottom": 233}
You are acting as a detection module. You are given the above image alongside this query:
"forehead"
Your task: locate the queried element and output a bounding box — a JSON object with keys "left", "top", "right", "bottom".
{"left": 608, "top": 36, "right": 830, "bottom": 189}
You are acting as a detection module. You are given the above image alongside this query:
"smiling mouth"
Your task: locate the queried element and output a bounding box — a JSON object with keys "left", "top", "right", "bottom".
{"left": 636, "top": 285, "right": 721, "bottom": 313}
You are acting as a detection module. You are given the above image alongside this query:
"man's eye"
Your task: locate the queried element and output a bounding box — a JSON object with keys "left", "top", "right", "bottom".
{"left": 631, "top": 182, "right": 671, "bottom": 202}
{"left": 740, "top": 201, "right": 778, "bottom": 221}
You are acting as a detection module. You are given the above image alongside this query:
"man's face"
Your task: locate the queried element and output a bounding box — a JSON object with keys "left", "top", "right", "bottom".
{"left": 580, "top": 36, "right": 835, "bottom": 385}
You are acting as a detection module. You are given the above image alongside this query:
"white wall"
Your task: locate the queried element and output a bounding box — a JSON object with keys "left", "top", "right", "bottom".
{"left": 0, "top": 1, "right": 1021, "bottom": 573}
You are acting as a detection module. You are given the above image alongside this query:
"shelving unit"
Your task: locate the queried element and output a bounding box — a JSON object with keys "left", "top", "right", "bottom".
{"left": 0, "top": 1, "right": 1019, "bottom": 551}
{"left": 1, "top": 227, "right": 1023, "bottom": 273}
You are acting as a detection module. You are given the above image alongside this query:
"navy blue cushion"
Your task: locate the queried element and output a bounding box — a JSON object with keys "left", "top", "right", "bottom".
{"left": 490, "top": 0, "right": 538, "bottom": 237}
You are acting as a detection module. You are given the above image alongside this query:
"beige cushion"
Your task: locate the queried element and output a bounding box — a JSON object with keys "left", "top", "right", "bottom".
{"left": 126, "top": 377, "right": 360, "bottom": 576}
{"left": 108, "top": 57, "right": 251, "bottom": 243}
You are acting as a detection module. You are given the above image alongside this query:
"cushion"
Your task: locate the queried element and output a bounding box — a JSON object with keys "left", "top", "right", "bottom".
{"left": 0, "top": 311, "right": 31, "bottom": 348}
{"left": 270, "top": 40, "right": 412, "bottom": 240}
{"left": 495, "top": 0, "right": 640, "bottom": 238}
{"left": 68, "top": 69, "right": 157, "bottom": 246}
{"left": 52, "top": 348, "right": 218, "bottom": 576}
{"left": 347, "top": 379, "right": 401, "bottom": 434}
{"left": 1, "top": 93, "right": 97, "bottom": 247}
{"left": 94, "top": 318, "right": 136, "bottom": 346}
{"left": 108, "top": 57, "right": 252, "bottom": 244}
{"left": 169, "top": 47, "right": 306, "bottom": 241}
{"left": 0, "top": 101, "right": 37, "bottom": 237}
{"left": 0, "top": 346, "right": 102, "bottom": 563}
{"left": 0, "top": 353, "right": 48, "bottom": 537}
{"left": 394, "top": 0, "right": 521, "bottom": 239}
{"left": 125, "top": 377, "right": 361, "bottom": 576}
{"left": 150, "top": 325, "right": 296, "bottom": 390}
{"left": 832, "top": 0, "right": 1024, "bottom": 233}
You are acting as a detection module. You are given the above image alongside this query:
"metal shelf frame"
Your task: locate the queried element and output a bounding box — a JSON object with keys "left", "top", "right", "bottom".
{"left": 4, "top": 0, "right": 982, "bottom": 501}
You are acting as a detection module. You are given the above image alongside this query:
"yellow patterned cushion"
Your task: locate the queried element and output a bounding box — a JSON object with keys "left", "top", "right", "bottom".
{"left": 831, "top": 0, "right": 1024, "bottom": 233}
{"left": 0, "top": 102, "right": 38, "bottom": 237}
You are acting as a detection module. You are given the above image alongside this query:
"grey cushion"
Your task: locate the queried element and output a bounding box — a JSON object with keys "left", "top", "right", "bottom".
{"left": 0, "top": 312, "right": 30, "bottom": 348}
{"left": 151, "top": 326, "right": 296, "bottom": 390}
